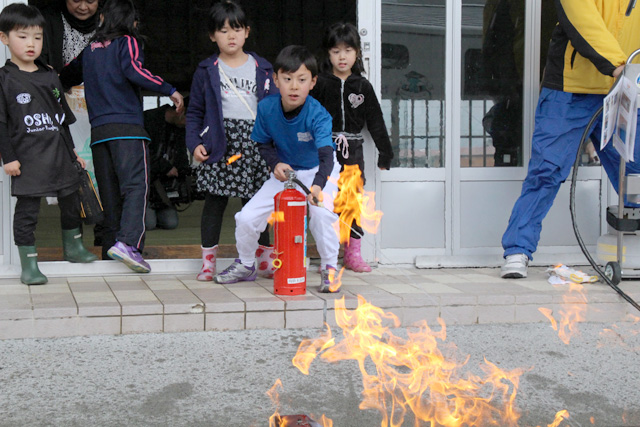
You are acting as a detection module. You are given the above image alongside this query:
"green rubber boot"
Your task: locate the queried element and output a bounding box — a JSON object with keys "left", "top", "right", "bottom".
{"left": 18, "top": 246, "right": 47, "bottom": 285}
{"left": 62, "top": 228, "right": 98, "bottom": 263}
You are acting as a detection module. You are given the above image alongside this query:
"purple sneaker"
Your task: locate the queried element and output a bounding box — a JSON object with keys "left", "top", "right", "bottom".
{"left": 107, "top": 241, "right": 151, "bottom": 273}
{"left": 214, "top": 259, "right": 256, "bottom": 284}
{"left": 318, "top": 265, "right": 340, "bottom": 293}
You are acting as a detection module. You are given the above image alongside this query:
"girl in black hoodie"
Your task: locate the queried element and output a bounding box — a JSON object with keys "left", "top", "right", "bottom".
{"left": 312, "top": 22, "right": 393, "bottom": 273}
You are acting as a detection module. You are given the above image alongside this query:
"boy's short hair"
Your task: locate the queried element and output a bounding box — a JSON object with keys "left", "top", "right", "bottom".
{"left": 208, "top": 0, "right": 248, "bottom": 34}
{"left": 0, "top": 3, "right": 45, "bottom": 34}
{"left": 274, "top": 45, "right": 318, "bottom": 77}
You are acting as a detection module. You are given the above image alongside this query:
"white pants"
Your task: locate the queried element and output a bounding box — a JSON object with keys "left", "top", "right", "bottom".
{"left": 235, "top": 159, "right": 341, "bottom": 268}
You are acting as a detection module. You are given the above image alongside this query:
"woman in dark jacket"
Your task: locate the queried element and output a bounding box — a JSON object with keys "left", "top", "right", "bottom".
{"left": 41, "top": 0, "right": 100, "bottom": 72}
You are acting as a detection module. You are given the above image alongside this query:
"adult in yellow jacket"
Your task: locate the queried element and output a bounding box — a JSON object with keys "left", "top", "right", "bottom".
{"left": 501, "top": 0, "right": 640, "bottom": 278}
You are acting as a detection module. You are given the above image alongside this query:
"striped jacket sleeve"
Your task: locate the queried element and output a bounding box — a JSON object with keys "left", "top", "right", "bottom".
{"left": 119, "top": 35, "right": 175, "bottom": 96}
{"left": 555, "top": 0, "right": 627, "bottom": 76}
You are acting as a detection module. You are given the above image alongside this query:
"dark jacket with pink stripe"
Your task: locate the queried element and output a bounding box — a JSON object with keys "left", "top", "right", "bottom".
{"left": 60, "top": 35, "right": 176, "bottom": 128}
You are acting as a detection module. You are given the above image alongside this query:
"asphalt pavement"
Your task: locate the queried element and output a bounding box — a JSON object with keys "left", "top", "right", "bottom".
{"left": 0, "top": 320, "right": 638, "bottom": 427}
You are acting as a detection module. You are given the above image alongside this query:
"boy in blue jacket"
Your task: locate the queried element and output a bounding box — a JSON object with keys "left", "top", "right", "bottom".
{"left": 214, "top": 45, "right": 341, "bottom": 293}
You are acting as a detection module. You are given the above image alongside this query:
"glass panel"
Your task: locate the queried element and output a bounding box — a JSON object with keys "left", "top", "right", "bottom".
{"left": 382, "top": 0, "right": 446, "bottom": 168}
{"left": 461, "top": 0, "right": 524, "bottom": 167}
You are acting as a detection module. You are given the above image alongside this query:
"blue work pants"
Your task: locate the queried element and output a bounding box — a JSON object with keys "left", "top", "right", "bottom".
{"left": 502, "top": 88, "right": 640, "bottom": 259}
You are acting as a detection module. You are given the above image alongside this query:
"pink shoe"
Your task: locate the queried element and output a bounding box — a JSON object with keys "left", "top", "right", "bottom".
{"left": 343, "top": 237, "right": 371, "bottom": 273}
{"left": 256, "top": 245, "right": 277, "bottom": 278}
{"left": 197, "top": 245, "right": 218, "bottom": 281}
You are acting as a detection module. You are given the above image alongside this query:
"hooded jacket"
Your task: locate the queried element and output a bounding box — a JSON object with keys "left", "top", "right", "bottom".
{"left": 312, "top": 72, "right": 393, "bottom": 169}
{"left": 543, "top": 0, "right": 640, "bottom": 94}
{"left": 186, "top": 52, "right": 277, "bottom": 164}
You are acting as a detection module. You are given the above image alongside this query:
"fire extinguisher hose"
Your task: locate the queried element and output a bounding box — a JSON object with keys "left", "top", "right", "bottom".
{"left": 569, "top": 105, "right": 640, "bottom": 313}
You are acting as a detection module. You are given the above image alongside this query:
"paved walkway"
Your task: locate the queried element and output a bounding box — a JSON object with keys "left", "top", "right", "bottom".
{"left": 0, "top": 263, "right": 639, "bottom": 340}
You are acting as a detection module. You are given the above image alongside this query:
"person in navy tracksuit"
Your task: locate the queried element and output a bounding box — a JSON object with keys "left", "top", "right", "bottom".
{"left": 60, "top": 0, "right": 184, "bottom": 273}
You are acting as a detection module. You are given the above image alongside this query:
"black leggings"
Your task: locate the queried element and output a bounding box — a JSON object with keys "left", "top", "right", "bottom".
{"left": 14, "top": 192, "right": 81, "bottom": 246}
{"left": 201, "top": 194, "right": 270, "bottom": 248}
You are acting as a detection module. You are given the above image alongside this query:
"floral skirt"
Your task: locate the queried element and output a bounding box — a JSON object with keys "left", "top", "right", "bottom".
{"left": 196, "top": 119, "right": 269, "bottom": 198}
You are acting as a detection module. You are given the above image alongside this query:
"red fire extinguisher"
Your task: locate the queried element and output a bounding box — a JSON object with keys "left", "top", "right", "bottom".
{"left": 273, "top": 174, "right": 307, "bottom": 295}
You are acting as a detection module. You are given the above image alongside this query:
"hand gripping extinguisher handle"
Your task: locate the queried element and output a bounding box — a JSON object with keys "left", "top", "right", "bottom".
{"left": 285, "top": 170, "right": 323, "bottom": 207}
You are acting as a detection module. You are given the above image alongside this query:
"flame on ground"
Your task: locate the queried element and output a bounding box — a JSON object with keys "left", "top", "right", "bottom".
{"left": 293, "top": 296, "right": 530, "bottom": 427}
{"left": 333, "top": 164, "right": 383, "bottom": 244}
{"left": 267, "top": 378, "right": 333, "bottom": 427}
{"left": 538, "top": 282, "right": 587, "bottom": 345}
{"left": 598, "top": 314, "right": 640, "bottom": 351}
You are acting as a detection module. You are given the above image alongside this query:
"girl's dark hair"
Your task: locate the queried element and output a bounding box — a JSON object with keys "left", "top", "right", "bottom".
{"left": 91, "top": 0, "right": 141, "bottom": 43}
{"left": 320, "top": 22, "right": 364, "bottom": 75}
{"left": 274, "top": 45, "right": 318, "bottom": 77}
{"left": 0, "top": 3, "right": 45, "bottom": 34}
{"left": 208, "top": 0, "right": 249, "bottom": 34}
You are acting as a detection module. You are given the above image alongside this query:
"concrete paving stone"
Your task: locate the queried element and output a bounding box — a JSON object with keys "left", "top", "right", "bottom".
{"left": 206, "top": 312, "right": 245, "bottom": 331}
{"left": 585, "top": 289, "right": 631, "bottom": 303}
{"left": 515, "top": 293, "right": 554, "bottom": 305}
{"left": 451, "top": 273, "right": 501, "bottom": 283}
{"left": 307, "top": 290, "right": 359, "bottom": 309}
{"left": 104, "top": 275, "right": 145, "bottom": 282}
{"left": 551, "top": 292, "right": 589, "bottom": 304}
{"left": 515, "top": 305, "right": 553, "bottom": 323}
{"left": 180, "top": 279, "right": 212, "bottom": 290}
{"left": 66, "top": 275, "right": 107, "bottom": 283}
{"left": 77, "top": 301, "right": 121, "bottom": 317}
{"left": 395, "top": 293, "right": 440, "bottom": 307}
{"left": 440, "top": 305, "right": 478, "bottom": 325}
{"left": 72, "top": 291, "right": 118, "bottom": 304}
{"left": 227, "top": 284, "right": 276, "bottom": 299}
{"left": 400, "top": 306, "right": 440, "bottom": 327}
{"left": 31, "top": 317, "right": 82, "bottom": 339}
{"left": 76, "top": 316, "right": 121, "bottom": 336}
{"left": 32, "top": 303, "right": 77, "bottom": 318}
{"left": 0, "top": 318, "right": 34, "bottom": 339}
{"left": 280, "top": 295, "right": 325, "bottom": 310}
{"left": 426, "top": 274, "right": 470, "bottom": 284}
{"left": 122, "top": 315, "right": 163, "bottom": 334}
{"left": 478, "top": 305, "right": 516, "bottom": 324}
{"left": 0, "top": 306, "right": 32, "bottom": 320}
{"left": 142, "top": 278, "right": 188, "bottom": 291}
{"left": 584, "top": 303, "right": 630, "bottom": 323}
{"left": 106, "top": 280, "right": 149, "bottom": 291}
{"left": 285, "top": 310, "right": 324, "bottom": 329}
{"left": 372, "top": 283, "right": 424, "bottom": 294}
{"left": 514, "top": 280, "right": 558, "bottom": 292}
{"left": 151, "top": 290, "right": 203, "bottom": 314}
{"left": 189, "top": 288, "right": 245, "bottom": 313}
{"left": 411, "top": 282, "right": 463, "bottom": 294}
{"left": 439, "top": 294, "right": 477, "bottom": 306}
{"left": 477, "top": 294, "right": 516, "bottom": 305}
{"left": 68, "top": 281, "right": 112, "bottom": 292}
{"left": 0, "top": 284, "right": 29, "bottom": 295}
{"left": 349, "top": 291, "right": 403, "bottom": 308}
{"left": 352, "top": 274, "right": 404, "bottom": 285}
{"left": 246, "top": 311, "right": 284, "bottom": 329}
{"left": 164, "top": 313, "right": 205, "bottom": 333}
{"left": 119, "top": 300, "right": 163, "bottom": 316}
{"left": 111, "top": 289, "right": 160, "bottom": 303}
{"left": 243, "top": 297, "right": 285, "bottom": 312}
{"left": 29, "top": 283, "right": 72, "bottom": 294}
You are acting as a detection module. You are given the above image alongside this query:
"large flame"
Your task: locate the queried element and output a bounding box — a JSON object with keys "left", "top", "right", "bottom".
{"left": 293, "top": 296, "right": 530, "bottom": 427}
{"left": 538, "top": 283, "right": 587, "bottom": 345}
{"left": 333, "top": 164, "right": 383, "bottom": 244}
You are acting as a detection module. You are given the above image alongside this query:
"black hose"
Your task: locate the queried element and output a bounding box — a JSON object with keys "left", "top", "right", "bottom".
{"left": 569, "top": 105, "right": 640, "bottom": 312}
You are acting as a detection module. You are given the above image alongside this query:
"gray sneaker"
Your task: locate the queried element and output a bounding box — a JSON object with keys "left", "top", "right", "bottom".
{"left": 214, "top": 259, "right": 257, "bottom": 284}
{"left": 501, "top": 254, "right": 529, "bottom": 278}
{"left": 318, "top": 265, "right": 340, "bottom": 293}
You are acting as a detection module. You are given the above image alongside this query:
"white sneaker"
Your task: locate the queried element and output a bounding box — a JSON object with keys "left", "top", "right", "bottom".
{"left": 501, "top": 254, "right": 528, "bottom": 278}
